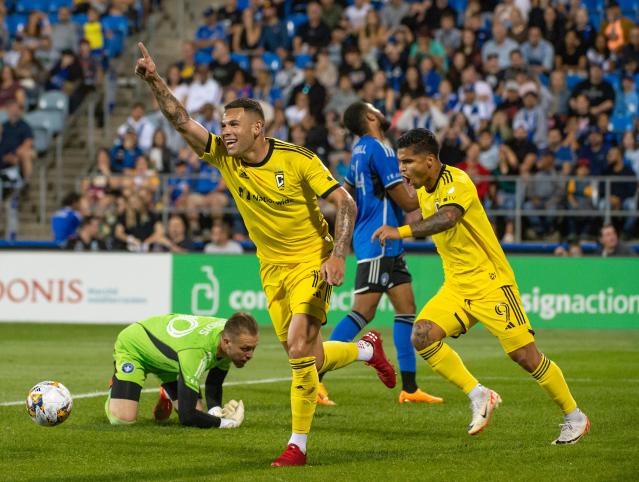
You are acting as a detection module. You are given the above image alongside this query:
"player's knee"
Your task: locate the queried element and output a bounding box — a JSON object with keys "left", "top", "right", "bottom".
{"left": 508, "top": 344, "right": 541, "bottom": 373}
{"left": 287, "top": 338, "right": 313, "bottom": 359}
{"left": 411, "top": 319, "right": 442, "bottom": 351}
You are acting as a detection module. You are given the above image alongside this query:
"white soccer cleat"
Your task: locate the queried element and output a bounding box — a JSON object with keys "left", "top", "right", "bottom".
{"left": 467, "top": 388, "right": 502, "bottom": 435}
{"left": 552, "top": 412, "right": 590, "bottom": 445}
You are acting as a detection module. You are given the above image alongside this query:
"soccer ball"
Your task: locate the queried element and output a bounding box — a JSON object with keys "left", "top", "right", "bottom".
{"left": 26, "top": 381, "right": 73, "bottom": 426}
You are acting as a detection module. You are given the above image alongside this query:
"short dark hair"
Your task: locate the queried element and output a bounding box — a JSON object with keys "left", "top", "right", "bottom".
{"left": 342, "top": 101, "right": 369, "bottom": 137}
{"left": 397, "top": 128, "right": 440, "bottom": 157}
{"left": 62, "top": 192, "right": 81, "bottom": 208}
{"left": 224, "top": 312, "right": 259, "bottom": 338}
{"left": 224, "top": 98, "right": 265, "bottom": 121}
{"left": 79, "top": 215, "right": 96, "bottom": 229}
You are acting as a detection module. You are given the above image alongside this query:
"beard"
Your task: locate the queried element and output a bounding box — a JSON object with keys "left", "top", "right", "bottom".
{"left": 379, "top": 115, "right": 391, "bottom": 132}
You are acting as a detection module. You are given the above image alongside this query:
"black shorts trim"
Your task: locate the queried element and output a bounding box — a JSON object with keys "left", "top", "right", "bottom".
{"left": 354, "top": 254, "right": 412, "bottom": 293}
{"left": 110, "top": 378, "right": 142, "bottom": 401}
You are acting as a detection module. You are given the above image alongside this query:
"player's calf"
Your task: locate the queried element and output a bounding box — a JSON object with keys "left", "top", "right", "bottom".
{"left": 411, "top": 319, "right": 445, "bottom": 351}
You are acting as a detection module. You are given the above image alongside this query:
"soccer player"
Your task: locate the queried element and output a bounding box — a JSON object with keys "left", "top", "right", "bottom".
{"left": 373, "top": 128, "right": 590, "bottom": 445}
{"left": 106, "top": 312, "right": 258, "bottom": 428}
{"left": 135, "top": 43, "right": 396, "bottom": 466}
{"left": 318, "top": 102, "right": 443, "bottom": 406}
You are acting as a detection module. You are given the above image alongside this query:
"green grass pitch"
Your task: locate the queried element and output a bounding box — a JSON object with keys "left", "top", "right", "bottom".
{"left": 1, "top": 323, "right": 638, "bottom": 481}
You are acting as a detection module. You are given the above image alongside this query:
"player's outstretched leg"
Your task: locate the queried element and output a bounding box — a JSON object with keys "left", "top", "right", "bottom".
{"left": 510, "top": 346, "right": 589, "bottom": 445}
{"left": 412, "top": 320, "right": 499, "bottom": 434}
{"left": 395, "top": 315, "right": 443, "bottom": 404}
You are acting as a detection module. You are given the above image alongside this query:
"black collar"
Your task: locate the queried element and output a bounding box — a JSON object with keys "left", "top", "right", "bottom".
{"left": 241, "top": 138, "right": 274, "bottom": 168}
{"left": 426, "top": 164, "right": 446, "bottom": 194}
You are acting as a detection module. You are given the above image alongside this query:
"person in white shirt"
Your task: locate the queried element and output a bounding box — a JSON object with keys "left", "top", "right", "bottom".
{"left": 116, "top": 102, "right": 156, "bottom": 151}
{"left": 344, "top": 0, "right": 372, "bottom": 31}
{"left": 395, "top": 95, "right": 448, "bottom": 134}
{"left": 204, "top": 220, "right": 244, "bottom": 255}
{"left": 185, "top": 64, "right": 222, "bottom": 114}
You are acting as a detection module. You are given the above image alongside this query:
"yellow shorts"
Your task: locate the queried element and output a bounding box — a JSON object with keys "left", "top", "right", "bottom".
{"left": 260, "top": 257, "right": 332, "bottom": 342}
{"left": 417, "top": 284, "right": 535, "bottom": 353}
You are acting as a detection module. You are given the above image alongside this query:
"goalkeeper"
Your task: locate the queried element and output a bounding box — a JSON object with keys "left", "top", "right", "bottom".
{"left": 105, "top": 312, "right": 259, "bottom": 429}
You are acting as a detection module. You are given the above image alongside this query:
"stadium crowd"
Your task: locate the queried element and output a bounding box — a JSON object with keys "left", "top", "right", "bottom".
{"left": 44, "top": 0, "right": 639, "bottom": 252}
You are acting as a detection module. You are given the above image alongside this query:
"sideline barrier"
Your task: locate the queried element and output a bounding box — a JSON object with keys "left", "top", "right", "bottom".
{"left": 0, "top": 253, "right": 637, "bottom": 328}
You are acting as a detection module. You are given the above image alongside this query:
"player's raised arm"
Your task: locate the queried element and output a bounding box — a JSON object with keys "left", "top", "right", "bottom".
{"left": 135, "top": 42, "right": 210, "bottom": 156}
{"left": 372, "top": 205, "right": 463, "bottom": 246}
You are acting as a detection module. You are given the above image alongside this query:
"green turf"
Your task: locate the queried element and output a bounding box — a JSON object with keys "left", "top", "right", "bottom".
{"left": 1, "top": 323, "right": 637, "bottom": 481}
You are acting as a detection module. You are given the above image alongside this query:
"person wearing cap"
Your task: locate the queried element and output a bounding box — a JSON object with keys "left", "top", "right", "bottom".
{"left": 513, "top": 83, "right": 548, "bottom": 147}
{"left": 194, "top": 6, "right": 226, "bottom": 64}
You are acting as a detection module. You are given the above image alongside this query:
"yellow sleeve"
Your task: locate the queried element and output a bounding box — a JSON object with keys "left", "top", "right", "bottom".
{"left": 304, "top": 154, "right": 341, "bottom": 198}
{"left": 199, "top": 133, "right": 224, "bottom": 166}
{"left": 439, "top": 173, "right": 475, "bottom": 214}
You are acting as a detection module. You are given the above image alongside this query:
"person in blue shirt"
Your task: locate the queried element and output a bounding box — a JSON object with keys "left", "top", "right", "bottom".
{"left": 319, "top": 102, "right": 443, "bottom": 406}
{"left": 51, "top": 192, "right": 82, "bottom": 243}
{"left": 194, "top": 7, "right": 226, "bottom": 65}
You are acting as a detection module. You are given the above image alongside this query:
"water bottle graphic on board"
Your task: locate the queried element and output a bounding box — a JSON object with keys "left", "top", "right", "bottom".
{"left": 191, "top": 266, "right": 219, "bottom": 315}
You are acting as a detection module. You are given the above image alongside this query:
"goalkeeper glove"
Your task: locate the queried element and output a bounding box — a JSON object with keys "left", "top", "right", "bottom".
{"left": 218, "top": 400, "right": 244, "bottom": 429}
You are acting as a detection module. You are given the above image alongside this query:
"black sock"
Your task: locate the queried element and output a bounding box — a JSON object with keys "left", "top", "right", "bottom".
{"left": 400, "top": 371, "right": 417, "bottom": 393}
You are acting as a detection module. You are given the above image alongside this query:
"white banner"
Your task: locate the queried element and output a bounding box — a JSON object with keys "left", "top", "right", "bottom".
{"left": 0, "top": 252, "right": 171, "bottom": 323}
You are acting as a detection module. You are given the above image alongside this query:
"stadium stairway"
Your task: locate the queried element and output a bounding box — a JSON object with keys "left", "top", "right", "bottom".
{"left": 12, "top": 1, "right": 203, "bottom": 241}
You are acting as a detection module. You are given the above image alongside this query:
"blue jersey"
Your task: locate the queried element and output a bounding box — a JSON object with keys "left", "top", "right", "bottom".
{"left": 345, "top": 135, "right": 405, "bottom": 260}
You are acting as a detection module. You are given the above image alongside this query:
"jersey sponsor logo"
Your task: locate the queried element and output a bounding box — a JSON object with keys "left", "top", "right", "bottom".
{"left": 275, "top": 169, "right": 285, "bottom": 190}
{"left": 121, "top": 362, "right": 135, "bottom": 374}
{"left": 237, "top": 187, "right": 292, "bottom": 206}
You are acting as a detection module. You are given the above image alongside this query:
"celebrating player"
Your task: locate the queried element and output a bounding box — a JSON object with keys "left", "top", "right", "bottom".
{"left": 318, "top": 102, "right": 443, "bottom": 406}
{"left": 135, "top": 43, "right": 396, "bottom": 466}
{"left": 106, "top": 312, "right": 258, "bottom": 428}
{"left": 373, "top": 128, "right": 590, "bottom": 445}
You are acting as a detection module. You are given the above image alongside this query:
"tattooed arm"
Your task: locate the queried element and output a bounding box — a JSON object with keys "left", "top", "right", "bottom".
{"left": 372, "top": 205, "right": 463, "bottom": 246}
{"left": 135, "top": 42, "right": 209, "bottom": 156}
{"left": 320, "top": 187, "right": 357, "bottom": 286}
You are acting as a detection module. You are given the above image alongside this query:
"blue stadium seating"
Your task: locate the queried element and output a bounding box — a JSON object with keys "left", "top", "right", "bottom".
{"left": 230, "top": 52, "right": 250, "bottom": 71}
{"left": 286, "top": 13, "right": 308, "bottom": 38}
{"left": 294, "top": 53, "right": 312, "bottom": 69}
{"left": 6, "top": 14, "right": 27, "bottom": 36}
{"left": 610, "top": 115, "right": 634, "bottom": 133}
{"left": 262, "top": 51, "right": 282, "bottom": 72}
{"left": 566, "top": 74, "right": 585, "bottom": 91}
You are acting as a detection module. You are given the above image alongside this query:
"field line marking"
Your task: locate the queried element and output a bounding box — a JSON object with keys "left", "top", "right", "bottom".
{"left": 2, "top": 373, "right": 637, "bottom": 407}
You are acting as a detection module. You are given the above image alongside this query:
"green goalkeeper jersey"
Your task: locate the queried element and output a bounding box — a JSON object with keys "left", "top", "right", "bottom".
{"left": 115, "top": 314, "right": 231, "bottom": 392}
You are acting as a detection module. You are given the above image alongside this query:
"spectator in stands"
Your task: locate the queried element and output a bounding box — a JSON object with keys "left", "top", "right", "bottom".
{"left": 324, "top": 74, "right": 360, "bottom": 117}
{"left": 438, "top": 123, "right": 468, "bottom": 166}
{"left": 65, "top": 215, "right": 106, "bottom": 251}
{"left": 602, "top": 146, "right": 638, "bottom": 239}
{"left": 185, "top": 64, "right": 222, "bottom": 114}
{"left": 601, "top": 1, "right": 635, "bottom": 54}
{"left": 571, "top": 7, "right": 596, "bottom": 51}
{"left": 186, "top": 151, "right": 228, "bottom": 237}
{"left": 232, "top": 6, "right": 261, "bottom": 53}
{"left": 380, "top": 0, "right": 410, "bottom": 30}
{"left": 217, "top": 0, "right": 242, "bottom": 30}
{"left": 507, "top": 120, "right": 537, "bottom": 171}
{"left": 453, "top": 84, "right": 487, "bottom": 133}
{"left": 22, "top": 11, "right": 51, "bottom": 52}
{"left": 458, "top": 143, "right": 491, "bottom": 201}
{"left": 598, "top": 224, "right": 636, "bottom": 256}
{"left": 114, "top": 193, "right": 162, "bottom": 252}
{"left": 400, "top": 65, "right": 425, "bottom": 99}
{"left": 547, "top": 127, "right": 575, "bottom": 173}
{"left": 116, "top": 102, "right": 154, "bottom": 150}
{"left": 294, "top": 2, "right": 331, "bottom": 55}
{"left": 0, "top": 65, "right": 26, "bottom": 110}
{"left": 259, "top": 3, "right": 288, "bottom": 55}
{"left": 84, "top": 7, "right": 105, "bottom": 55}
{"left": 175, "top": 41, "right": 196, "bottom": 84}
{"left": 196, "top": 102, "right": 221, "bottom": 135}
{"left": 492, "top": 144, "right": 520, "bottom": 243}
{"left": 147, "top": 128, "right": 173, "bottom": 174}
{"left": 577, "top": 128, "right": 609, "bottom": 176}
{"left": 228, "top": 68, "right": 253, "bottom": 99}
{"left": 77, "top": 38, "right": 104, "bottom": 95}
{"left": 194, "top": 7, "right": 226, "bottom": 64}
{"left": 320, "top": 0, "right": 344, "bottom": 31}
{"left": 570, "top": 63, "right": 615, "bottom": 117}
{"left": 111, "top": 128, "right": 143, "bottom": 173}
{"left": 547, "top": 70, "right": 571, "bottom": 118}
{"left": 478, "top": 129, "right": 499, "bottom": 171}
{"left": 587, "top": 33, "right": 615, "bottom": 73}
{"left": 285, "top": 91, "right": 309, "bottom": 127}
{"left": 622, "top": 131, "right": 639, "bottom": 175}
{"left": 129, "top": 153, "right": 160, "bottom": 193}
{"left": 340, "top": 44, "right": 374, "bottom": 92}
{"left": 481, "top": 22, "right": 519, "bottom": 69}
{"left": 289, "top": 61, "right": 327, "bottom": 123}
{"left": 396, "top": 94, "right": 448, "bottom": 134}
{"left": 152, "top": 214, "right": 197, "bottom": 253}
{"left": 619, "top": 26, "right": 639, "bottom": 71}
{"left": 47, "top": 49, "right": 84, "bottom": 111}
{"left": 436, "top": 11, "right": 461, "bottom": 56}
{"left": 209, "top": 40, "right": 241, "bottom": 87}
{"left": 204, "top": 219, "right": 244, "bottom": 255}
{"left": 51, "top": 6, "right": 79, "bottom": 55}
{"left": 565, "top": 159, "right": 595, "bottom": 241}
{"left": 523, "top": 150, "right": 563, "bottom": 240}
{"left": 513, "top": 85, "right": 548, "bottom": 148}
{"left": 273, "top": 54, "right": 302, "bottom": 105}
{"left": 345, "top": 0, "right": 372, "bottom": 31}
{"left": 614, "top": 74, "right": 639, "bottom": 118}
{"left": 410, "top": 28, "right": 447, "bottom": 73}
{"left": 166, "top": 64, "right": 189, "bottom": 107}
{"left": 521, "top": 26, "right": 554, "bottom": 75}
{"left": 554, "top": 30, "right": 587, "bottom": 74}
{"left": 15, "top": 47, "right": 46, "bottom": 92}
{"left": 0, "top": 100, "right": 33, "bottom": 182}
{"left": 51, "top": 192, "right": 83, "bottom": 243}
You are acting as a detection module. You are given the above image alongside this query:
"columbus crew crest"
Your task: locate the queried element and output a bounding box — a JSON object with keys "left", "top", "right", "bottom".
{"left": 275, "top": 170, "right": 285, "bottom": 190}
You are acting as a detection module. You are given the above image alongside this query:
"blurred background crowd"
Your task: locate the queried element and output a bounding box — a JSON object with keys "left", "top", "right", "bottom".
{"left": 1, "top": 0, "right": 638, "bottom": 255}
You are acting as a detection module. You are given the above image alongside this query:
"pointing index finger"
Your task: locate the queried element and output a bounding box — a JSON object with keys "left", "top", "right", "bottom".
{"left": 138, "top": 42, "right": 151, "bottom": 59}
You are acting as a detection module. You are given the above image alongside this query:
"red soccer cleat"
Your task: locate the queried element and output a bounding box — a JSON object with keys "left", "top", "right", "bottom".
{"left": 153, "top": 387, "right": 173, "bottom": 422}
{"left": 361, "top": 330, "right": 397, "bottom": 388}
{"left": 271, "top": 444, "right": 307, "bottom": 467}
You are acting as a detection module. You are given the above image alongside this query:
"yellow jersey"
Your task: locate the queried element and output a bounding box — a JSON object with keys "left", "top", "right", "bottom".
{"left": 417, "top": 165, "right": 516, "bottom": 298}
{"left": 201, "top": 134, "right": 340, "bottom": 264}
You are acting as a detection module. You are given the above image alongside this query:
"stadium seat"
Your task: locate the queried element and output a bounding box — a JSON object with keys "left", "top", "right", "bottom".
{"left": 262, "top": 51, "right": 281, "bottom": 72}
{"left": 603, "top": 73, "right": 620, "bottom": 89}
{"left": 72, "top": 14, "right": 88, "bottom": 26}
{"left": 294, "top": 53, "right": 312, "bottom": 69}
{"left": 48, "top": 0, "right": 74, "bottom": 12}
{"left": 37, "top": 91, "right": 69, "bottom": 135}
{"left": 195, "top": 51, "right": 212, "bottom": 66}
{"left": 6, "top": 14, "right": 28, "bottom": 36}
{"left": 610, "top": 115, "right": 634, "bottom": 133}
{"left": 48, "top": 12, "right": 59, "bottom": 25}
{"left": 24, "top": 112, "right": 55, "bottom": 153}
{"left": 286, "top": 13, "right": 308, "bottom": 38}
{"left": 15, "top": 0, "right": 46, "bottom": 13}
{"left": 566, "top": 74, "right": 585, "bottom": 91}
{"left": 230, "top": 52, "right": 250, "bottom": 71}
